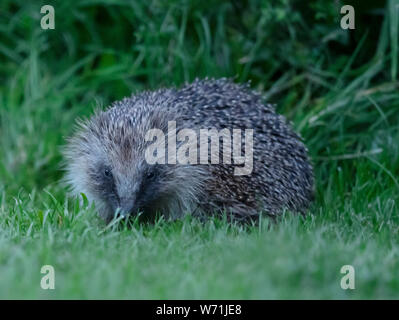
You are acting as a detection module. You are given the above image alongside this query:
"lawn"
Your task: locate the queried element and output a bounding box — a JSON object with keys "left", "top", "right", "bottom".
{"left": 0, "top": 0, "right": 398, "bottom": 299}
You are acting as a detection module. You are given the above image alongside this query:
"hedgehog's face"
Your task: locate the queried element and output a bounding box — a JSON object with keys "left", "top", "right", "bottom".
{"left": 76, "top": 141, "right": 176, "bottom": 223}
{"left": 65, "top": 108, "right": 206, "bottom": 224}
{"left": 87, "top": 158, "right": 169, "bottom": 223}
{"left": 64, "top": 116, "right": 172, "bottom": 224}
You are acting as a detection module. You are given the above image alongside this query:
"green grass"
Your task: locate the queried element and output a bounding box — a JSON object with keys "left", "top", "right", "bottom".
{"left": 0, "top": 0, "right": 399, "bottom": 299}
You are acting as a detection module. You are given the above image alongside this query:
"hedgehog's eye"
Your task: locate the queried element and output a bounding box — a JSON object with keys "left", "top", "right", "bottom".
{"left": 104, "top": 168, "right": 112, "bottom": 178}
{"left": 146, "top": 171, "right": 155, "bottom": 180}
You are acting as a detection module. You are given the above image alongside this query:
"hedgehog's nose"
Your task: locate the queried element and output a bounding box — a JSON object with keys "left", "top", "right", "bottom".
{"left": 117, "top": 197, "right": 137, "bottom": 218}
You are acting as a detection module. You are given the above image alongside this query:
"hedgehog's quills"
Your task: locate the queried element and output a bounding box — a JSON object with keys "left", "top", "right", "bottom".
{"left": 63, "top": 78, "right": 314, "bottom": 223}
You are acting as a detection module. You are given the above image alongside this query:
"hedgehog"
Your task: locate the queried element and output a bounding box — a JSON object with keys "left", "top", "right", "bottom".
{"left": 64, "top": 78, "right": 314, "bottom": 223}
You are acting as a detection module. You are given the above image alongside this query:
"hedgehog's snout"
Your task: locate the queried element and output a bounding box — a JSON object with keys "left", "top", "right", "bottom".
{"left": 117, "top": 201, "right": 135, "bottom": 218}
{"left": 116, "top": 195, "right": 140, "bottom": 218}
